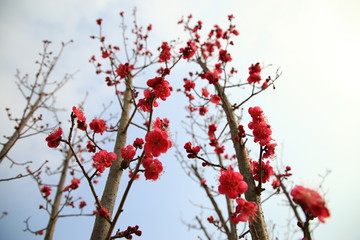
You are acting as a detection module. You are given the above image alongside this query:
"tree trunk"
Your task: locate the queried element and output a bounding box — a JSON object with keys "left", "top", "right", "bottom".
{"left": 44, "top": 150, "right": 72, "bottom": 240}
{"left": 90, "top": 76, "right": 133, "bottom": 240}
{"left": 214, "top": 82, "right": 269, "bottom": 240}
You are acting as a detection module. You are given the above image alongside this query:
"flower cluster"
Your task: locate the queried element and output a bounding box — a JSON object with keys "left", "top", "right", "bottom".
{"left": 184, "top": 142, "right": 201, "bottom": 158}
{"left": 63, "top": 178, "right": 81, "bottom": 192}
{"left": 98, "top": 207, "right": 110, "bottom": 219}
{"left": 138, "top": 77, "right": 171, "bottom": 112}
{"left": 231, "top": 198, "right": 258, "bottom": 224}
{"left": 291, "top": 185, "right": 330, "bottom": 223}
{"left": 115, "top": 225, "right": 142, "bottom": 239}
{"left": 142, "top": 157, "right": 163, "bottom": 180}
{"left": 72, "top": 106, "right": 87, "bottom": 130}
{"left": 45, "top": 127, "right": 63, "bottom": 148}
{"left": 218, "top": 166, "right": 248, "bottom": 199}
{"left": 219, "top": 49, "right": 232, "bottom": 63}
{"left": 179, "top": 40, "right": 198, "bottom": 59}
{"left": 250, "top": 160, "right": 274, "bottom": 183}
{"left": 121, "top": 145, "right": 136, "bottom": 160}
{"left": 158, "top": 42, "right": 171, "bottom": 62}
{"left": 89, "top": 119, "right": 108, "bottom": 135}
{"left": 116, "top": 63, "right": 134, "bottom": 79}
{"left": 247, "top": 63, "right": 262, "bottom": 84}
{"left": 40, "top": 185, "right": 52, "bottom": 198}
{"left": 144, "top": 118, "right": 172, "bottom": 157}
{"left": 93, "top": 150, "right": 117, "bottom": 173}
{"left": 248, "top": 106, "right": 276, "bottom": 157}
{"left": 200, "top": 63, "right": 222, "bottom": 84}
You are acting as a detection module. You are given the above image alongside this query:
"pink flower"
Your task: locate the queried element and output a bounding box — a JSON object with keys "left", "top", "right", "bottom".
{"left": 144, "top": 130, "right": 171, "bottom": 157}
{"left": 248, "top": 106, "right": 273, "bottom": 146}
{"left": 219, "top": 49, "right": 232, "bottom": 62}
{"left": 199, "top": 106, "right": 208, "bottom": 116}
{"left": 202, "top": 88, "right": 210, "bottom": 97}
{"left": 79, "top": 201, "right": 87, "bottom": 209}
{"left": 158, "top": 42, "right": 171, "bottom": 62}
{"left": 184, "top": 142, "right": 201, "bottom": 158}
{"left": 180, "top": 40, "right": 197, "bottom": 59}
{"left": 231, "top": 198, "right": 258, "bottom": 223}
{"left": 247, "top": 63, "right": 262, "bottom": 84}
{"left": 291, "top": 185, "right": 330, "bottom": 223}
{"left": 208, "top": 124, "right": 217, "bottom": 137}
{"left": 89, "top": 119, "right": 108, "bottom": 135}
{"left": 251, "top": 160, "right": 274, "bottom": 183}
{"left": 63, "top": 178, "right": 81, "bottom": 192}
{"left": 72, "top": 106, "right": 86, "bottom": 122}
{"left": 121, "top": 145, "right": 136, "bottom": 160}
{"left": 210, "top": 94, "right": 221, "bottom": 105}
{"left": 116, "top": 63, "right": 134, "bottom": 79}
{"left": 137, "top": 89, "right": 159, "bottom": 112}
{"left": 133, "top": 138, "right": 144, "bottom": 149}
{"left": 41, "top": 186, "right": 52, "bottom": 197}
{"left": 45, "top": 128, "right": 62, "bottom": 148}
{"left": 142, "top": 157, "right": 163, "bottom": 180}
{"left": 72, "top": 106, "right": 87, "bottom": 130}
{"left": 183, "top": 79, "right": 196, "bottom": 92}
{"left": 93, "top": 150, "right": 117, "bottom": 173}
{"left": 147, "top": 77, "right": 171, "bottom": 101}
{"left": 98, "top": 207, "right": 110, "bottom": 219}
{"left": 218, "top": 166, "right": 248, "bottom": 199}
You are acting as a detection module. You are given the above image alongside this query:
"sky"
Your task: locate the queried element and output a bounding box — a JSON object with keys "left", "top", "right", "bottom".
{"left": 0, "top": 0, "right": 360, "bottom": 239}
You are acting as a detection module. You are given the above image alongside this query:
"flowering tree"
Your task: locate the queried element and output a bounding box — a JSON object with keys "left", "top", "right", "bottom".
{"left": 1, "top": 9, "right": 330, "bottom": 240}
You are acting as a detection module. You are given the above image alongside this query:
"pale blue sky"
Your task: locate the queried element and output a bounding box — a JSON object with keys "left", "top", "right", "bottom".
{"left": 0, "top": 0, "right": 360, "bottom": 239}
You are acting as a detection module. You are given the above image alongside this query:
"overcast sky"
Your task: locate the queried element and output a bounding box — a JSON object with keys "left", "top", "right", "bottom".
{"left": 1, "top": 0, "right": 360, "bottom": 239}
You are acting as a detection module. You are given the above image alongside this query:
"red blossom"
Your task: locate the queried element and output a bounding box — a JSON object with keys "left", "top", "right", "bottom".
{"left": 102, "top": 51, "right": 111, "bottom": 58}
{"left": 79, "top": 201, "right": 87, "bottom": 209}
{"left": 96, "top": 18, "right": 102, "bottom": 25}
{"left": 247, "top": 63, "right": 262, "bottom": 84}
{"left": 98, "top": 207, "right": 110, "bottom": 219}
{"left": 291, "top": 185, "right": 330, "bottom": 223}
{"left": 86, "top": 141, "right": 96, "bottom": 153}
{"left": 200, "top": 70, "right": 220, "bottom": 84}
{"left": 248, "top": 106, "right": 273, "bottom": 146}
{"left": 263, "top": 142, "right": 276, "bottom": 159}
{"left": 251, "top": 160, "right": 274, "bottom": 183}
{"left": 116, "top": 63, "right": 134, "bottom": 79}
{"left": 202, "top": 88, "right": 210, "bottom": 97}
{"left": 133, "top": 138, "right": 144, "bottom": 149}
{"left": 210, "top": 94, "right": 221, "bottom": 105}
{"left": 158, "top": 42, "right": 171, "bottom": 62}
{"left": 183, "top": 79, "right": 195, "bottom": 92}
{"left": 147, "top": 77, "right": 171, "bottom": 101}
{"left": 208, "top": 124, "right": 217, "bottom": 137}
{"left": 231, "top": 198, "right": 258, "bottom": 224}
{"left": 89, "top": 119, "right": 108, "bottom": 135}
{"left": 142, "top": 157, "right": 163, "bottom": 180}
{"left": 219, "top": 49, "right": 232, "bottom": 62}
{"left": 45, "top": 127, "right": 62, "bottom": 148}
{"left": 180, "top": 40, "right": 198, "bottom": 59}
{"left": 144, "top": 129, "right": 171, "bottom": 157}
{"left": 199, "top": 106, "right": 208, "bottom": 116}
{"left": 72, "top": 106, "right": 86, "bottom": 122}
{"left": 63, "top": 178, "right": 81, "bottom": 192}
{"left": 184, "top": 142, "right": 201, "bottom": 158}
{"left": 218, "top": 166, "right": 248, "bottom": 199}
{"left": 40, "top": 186, "right": 52, "bottom": 197}
{"left": 137, "top": 89, "right": 159, "bottom": 112}
{"left": 121, "top": 145, "right": 136, "bottom": 160}
{"left": 93, "top": 150, "right": 117, "bottom": 173}
{"left": 72, "top": 106, "right": 87, "bottom": 130}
